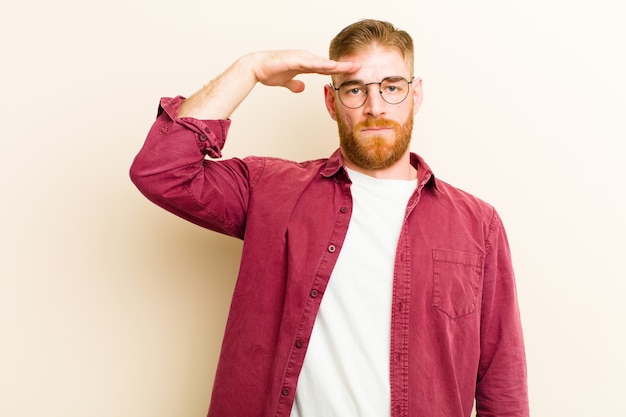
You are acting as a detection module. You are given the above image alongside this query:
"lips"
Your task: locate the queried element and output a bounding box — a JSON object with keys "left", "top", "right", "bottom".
{"left": 357, "top": 120, "right": 398, "bottom": 136}
{"left": 362, "top": 127, "right": 391, "bottom": 131}
{"left": 360, "top": 128, "right": 393, "bottom": 138}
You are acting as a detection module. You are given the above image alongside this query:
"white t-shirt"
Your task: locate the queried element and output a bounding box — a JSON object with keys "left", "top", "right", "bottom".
{"left": 291, "top": 168, "right": 417, "bottom": 417}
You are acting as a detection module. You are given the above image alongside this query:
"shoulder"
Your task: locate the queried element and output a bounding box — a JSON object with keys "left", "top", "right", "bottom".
{"left": 239, "top": 155, "right": 331, "bottom": 187}
{"left": 429, "top": 177, "right": 497, "bottom": 223}
{"left": 241, "top": 155, "right": 329, "bottom": 173}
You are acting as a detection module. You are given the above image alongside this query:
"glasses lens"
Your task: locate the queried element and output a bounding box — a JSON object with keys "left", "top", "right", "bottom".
{"left": 380, "top": 78, "right": 410, "bottom": 105}
{"left": 338, "top": 83, "right": 368, "bottom": 109}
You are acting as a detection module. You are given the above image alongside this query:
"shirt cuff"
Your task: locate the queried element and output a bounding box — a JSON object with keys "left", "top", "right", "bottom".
{"left": 158, "top": 96, "right": 232, "bottom": 158}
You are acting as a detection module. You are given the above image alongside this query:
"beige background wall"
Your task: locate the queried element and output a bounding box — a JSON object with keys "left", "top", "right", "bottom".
{"left": 1, "top": 0, "right": 624, "bottom": 416}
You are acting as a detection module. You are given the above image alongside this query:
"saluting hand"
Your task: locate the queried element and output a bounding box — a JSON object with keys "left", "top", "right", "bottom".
{"left": 249, "top": 50, "right": 361, "bottom": 93}
{"left": 179, "top": 49, "right": 360, "bottom": 120}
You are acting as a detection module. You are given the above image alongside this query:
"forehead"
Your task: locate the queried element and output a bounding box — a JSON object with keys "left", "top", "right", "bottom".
{"left": 336, "top": 46, "right": 411, "bottom": 84}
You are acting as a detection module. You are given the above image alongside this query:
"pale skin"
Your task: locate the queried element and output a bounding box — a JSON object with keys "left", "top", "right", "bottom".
{"left": 324, "top": 46, "right": 423, "bottom": 179}
{"left": 178, "top": 48, "right": 423, "bottom": 180}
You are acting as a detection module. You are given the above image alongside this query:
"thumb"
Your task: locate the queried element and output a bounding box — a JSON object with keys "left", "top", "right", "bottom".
{"left": 283, "top": 78, "right": 305, "bottom": 93}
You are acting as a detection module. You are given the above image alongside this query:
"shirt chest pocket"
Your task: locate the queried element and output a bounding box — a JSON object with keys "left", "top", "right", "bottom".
{"left": 431, "top": 249, "right": 484, "bottom": 319}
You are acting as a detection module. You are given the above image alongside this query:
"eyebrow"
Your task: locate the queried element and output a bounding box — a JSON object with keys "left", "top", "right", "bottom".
{"left": 384, "top": 75, "right": 409, "bottom": 82}
{"left": 338, "top": 75, "right": 408, "bottom": 88}
{"left": 338, "top": 79, "right": 365, "bottom": 88}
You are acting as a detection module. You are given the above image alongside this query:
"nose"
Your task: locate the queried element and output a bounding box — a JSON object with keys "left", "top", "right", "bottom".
{"left": 362, "top": 83, "right": 386, "bottom": 117}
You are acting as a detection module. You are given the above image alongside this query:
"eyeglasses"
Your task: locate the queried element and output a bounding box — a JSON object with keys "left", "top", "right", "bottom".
{"left": 331, "top": 76, "right": 414, "bottom": 109}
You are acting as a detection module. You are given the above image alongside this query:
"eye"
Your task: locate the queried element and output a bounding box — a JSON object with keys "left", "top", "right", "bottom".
{"left": 383, "top": 83, "right": 404, "bottom": 94}
{"left": 345, "top": 86, "right": 364, "bottom": 96}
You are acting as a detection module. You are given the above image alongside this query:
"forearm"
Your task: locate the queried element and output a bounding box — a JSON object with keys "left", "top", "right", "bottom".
{"left": 179, "top": 53, "right": 258, "bottom": 120}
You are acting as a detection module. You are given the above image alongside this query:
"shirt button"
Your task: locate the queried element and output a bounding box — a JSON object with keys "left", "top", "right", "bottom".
{"left": 310, "top": 289, "right": 319, "bottom": 298}
{"left": 199, "top": 134, "right": 208, "bottom": 141}
{"left": 340, "top": 207, "right": 348, "bottom": 213}
{"left": 295, "top": 339, "right": 304, "bottom": 348}
{"left": 328, "top": 245, "right": 336, "bottom": 253}
{"left": 282, "top": 387, "right": 290, "bottom": 396}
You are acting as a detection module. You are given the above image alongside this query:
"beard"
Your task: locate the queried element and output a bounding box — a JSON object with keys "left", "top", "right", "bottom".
{"left": 337, "top": 110, "right": 414, "bottom": 171}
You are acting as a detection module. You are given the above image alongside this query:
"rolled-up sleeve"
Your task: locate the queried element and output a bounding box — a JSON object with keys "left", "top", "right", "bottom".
{"left": 129, "top": 96, "right": 253, "bottom": 238}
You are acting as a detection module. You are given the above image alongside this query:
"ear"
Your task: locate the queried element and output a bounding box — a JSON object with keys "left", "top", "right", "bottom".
{"left": 324, "top": 84, "right": 338, "bottom": 121}
{"left": 411, "top": 77, "right": 424, "bottom": 114}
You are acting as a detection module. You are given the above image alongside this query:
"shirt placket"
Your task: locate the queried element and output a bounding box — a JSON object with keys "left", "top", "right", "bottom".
{"left": 390, "top": 224, "right": 412, "bottom": 417}
{"left": 274, "top": 177, "right": 353, "bottom": 417}
{"left": 389, "top": 184, "right": 426, "bottom": 417}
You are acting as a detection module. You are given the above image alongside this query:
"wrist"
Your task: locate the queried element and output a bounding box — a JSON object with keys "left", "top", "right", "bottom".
{"left": 237, "top": 52, "right": 265, "bottom": 85}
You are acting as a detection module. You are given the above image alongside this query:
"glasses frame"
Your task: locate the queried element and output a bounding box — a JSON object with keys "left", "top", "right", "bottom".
{"left": 331, "top": 76, "right": 415, "bottom": 109}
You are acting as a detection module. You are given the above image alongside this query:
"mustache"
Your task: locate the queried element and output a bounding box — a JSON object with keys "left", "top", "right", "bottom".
{"left": 354, "top": 118, "right": 401, "bottom": 130}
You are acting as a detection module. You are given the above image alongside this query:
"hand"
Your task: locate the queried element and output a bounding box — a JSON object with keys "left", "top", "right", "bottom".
{"left": 248, "top": 50, "right": 361, "bottom": 93}
{"left": 179, "top": 50, "right": 360, "bottom": 120}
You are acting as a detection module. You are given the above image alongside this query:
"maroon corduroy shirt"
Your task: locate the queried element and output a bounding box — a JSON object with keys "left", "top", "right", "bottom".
{"left": 130, "top": 96, "right": 529, "bottom": 417}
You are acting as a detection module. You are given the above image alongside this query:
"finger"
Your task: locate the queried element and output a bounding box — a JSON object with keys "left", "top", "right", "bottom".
{"left": 289, "top": 51, "right": 361, "bottom": 75}
{"left": 331, "top": 60, "right": 362, "bottom": 74}
{"left": 308, "top": 59, "right": 361, "bottom": 75}
{"left": 283, "top": 79, "right": 305, "bottom": 93}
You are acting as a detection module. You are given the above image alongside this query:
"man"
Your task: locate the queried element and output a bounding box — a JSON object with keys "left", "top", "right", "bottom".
{"left": 130, "top": 19, "right": 528, "bottom": 417}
